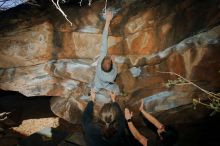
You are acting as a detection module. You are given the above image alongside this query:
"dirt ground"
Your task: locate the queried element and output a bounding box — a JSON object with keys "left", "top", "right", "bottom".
{"left": 0, "top": 91, "right": 82, "bottom": 146}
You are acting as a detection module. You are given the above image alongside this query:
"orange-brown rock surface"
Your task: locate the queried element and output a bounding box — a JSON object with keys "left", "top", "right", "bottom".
{"left": 0, "top": 0, "right": 219, "bottom": 123}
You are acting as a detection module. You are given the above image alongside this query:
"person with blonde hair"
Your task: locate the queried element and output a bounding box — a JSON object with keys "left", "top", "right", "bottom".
{"left": 82, "top": 90, "right": 126, "bottom": 146}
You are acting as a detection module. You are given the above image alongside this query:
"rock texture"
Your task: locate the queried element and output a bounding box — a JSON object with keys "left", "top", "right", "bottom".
{"left": 0, "top": 0, "right": 220, "bottom": 123}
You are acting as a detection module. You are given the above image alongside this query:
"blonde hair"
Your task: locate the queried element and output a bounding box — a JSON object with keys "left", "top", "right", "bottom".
{"left": 99, "top": 103, "right": 118, "bottom": 139}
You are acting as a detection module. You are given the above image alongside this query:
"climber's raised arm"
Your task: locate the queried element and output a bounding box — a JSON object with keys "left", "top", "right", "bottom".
{"left": 100, "top": 11, "right": 113, "bottom": 57}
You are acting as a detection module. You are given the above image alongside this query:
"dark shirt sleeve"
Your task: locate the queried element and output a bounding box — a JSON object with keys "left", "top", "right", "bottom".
{"left": 147, "top": 139, "right": 155, "bottom": 146}
{"left": 142, "top": 114, "right": 158, "bottom": 133}
{"left": 82, "top": 101, "right": 94, "bottom": 128}
{"left": 113, "top": 102, "right": 126, "bottom": 136}
{"left": 148, "top": 138, "right": 162, "bottom": 146}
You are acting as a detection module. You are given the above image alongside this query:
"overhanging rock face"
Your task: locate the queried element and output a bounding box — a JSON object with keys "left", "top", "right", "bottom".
{"left": 0, "top": 0, "right": 220, "bottom": 123}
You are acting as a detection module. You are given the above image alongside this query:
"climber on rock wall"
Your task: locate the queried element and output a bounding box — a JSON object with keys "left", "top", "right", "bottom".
{"left": 91, "top": 10, "right": 120, "bottom": 96}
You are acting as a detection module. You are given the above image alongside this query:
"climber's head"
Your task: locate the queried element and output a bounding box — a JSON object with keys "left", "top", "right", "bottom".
{"left": 101, "top": 56, "right": 113, "bottom": 73}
